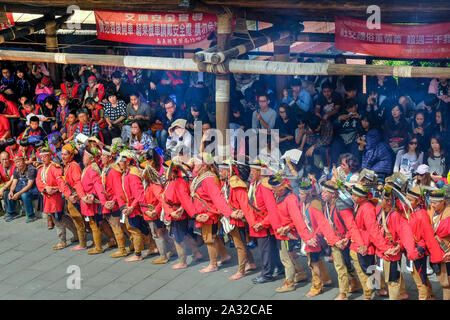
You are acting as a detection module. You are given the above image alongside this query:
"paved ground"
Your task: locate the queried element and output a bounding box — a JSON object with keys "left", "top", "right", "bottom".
{"left": 0, "top": 213, "right": 443, "bottom": 300}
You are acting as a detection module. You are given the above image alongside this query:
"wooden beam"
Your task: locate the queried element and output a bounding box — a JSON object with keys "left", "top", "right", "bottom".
{"left": 0, "top": 14, "right": 71, "bottom": 44}
{"left": 0, "top": 49, "right": 448, "bottom": 78}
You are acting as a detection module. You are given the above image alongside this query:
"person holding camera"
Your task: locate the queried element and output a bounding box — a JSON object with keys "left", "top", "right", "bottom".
{"left": 331, "top": 98, "right": 361, "bottom": 165}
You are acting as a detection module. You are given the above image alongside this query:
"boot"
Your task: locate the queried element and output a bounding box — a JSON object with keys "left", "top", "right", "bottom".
{"left": 110, "top": 228, "right": 128, "bottom": 258}
{"left": 47, "top": 215, "right": 54, "bottom": 230}
{"left": 276, "top": 280, "right": 296, "bottom": 293}
{"left": 87, "top": 223, "right": 104, "bottom": 255}
{"left": 100, "top": 221, "right": 116, "bottom": 248}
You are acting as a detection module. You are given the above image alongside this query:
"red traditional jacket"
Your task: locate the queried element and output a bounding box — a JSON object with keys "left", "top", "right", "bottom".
{"left": 297, "top": 199, "right": 330, "bottom": 253}
{"left": 375, "top": 206, "right": 419, "bottom": 261}
{"left": 246, "top": 178, "right": 277, "bottom": 238}
{"left": 91, "top": 103, "right": 105, "bottom": 129}
{"left": 0, "top": 162, "right": 15, "bottom": 184}
{"left": 354, "top": 200, "right": 393, "bottom": 256}
{"left": 143, "top": 182, "right": 163, "bottom": 221}
{"left": 322, "top": 200, "right": 365, "bottom": 253}
{"left": 97, "top": 164, "right": 126, "bottom": 214}
{"left": 120, "top": 166, "right": 146, "bottom": 218}
{"left": 276, "top": 192, "right": 315, "bottom": 243}
{"left": 405, "top": 207, "right": 444, "bottom": 263}
{"left": 36, "top": 163, "right": 64, "bottom": 213}
{"left": 58, "top": 161, "right": 86, "bottom": 199}
{"left": 60, "top": 82, "right": 81, "bottom": 100}
{"left": 221, "top": 176, "right": 252, "bottom": 228}
{"left": 161, "top": 177, "right": 196, "bottom": 222}
{"left": 80, "top": 163, "right": 102, "bottom": 217}
{"left": 191, "top": 173, "right": 233, "bottom": 228}
{"left": 430, "top": 206, "right": 450, "bottom": 258}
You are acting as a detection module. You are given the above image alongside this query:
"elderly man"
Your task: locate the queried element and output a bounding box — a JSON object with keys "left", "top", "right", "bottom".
{"left": 6, "top": 153, "right": 39, "bottom": 223}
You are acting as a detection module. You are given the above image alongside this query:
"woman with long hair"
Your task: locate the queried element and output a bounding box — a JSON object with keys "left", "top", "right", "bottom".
{"left": 393, "top": 134, "right": 424, "bottom": 180}
{"left": 412, "top": 164, "right": 436, "bottom": 189}
{"left": 129, "top": 120, "right": 154, "bottom": 153}
{"left": 383, "top": 104, "right": 410, "bottom": 154}
{"left": 410, "top": 110, "right": 431, "bottom": 152}
{"left": 425, "top": 135, "right": 449, "bottom": 182}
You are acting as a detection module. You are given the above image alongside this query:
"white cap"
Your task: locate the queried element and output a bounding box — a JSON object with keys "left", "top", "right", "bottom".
{"left": 416, "top": 164, "right": 429, "bottom": 175}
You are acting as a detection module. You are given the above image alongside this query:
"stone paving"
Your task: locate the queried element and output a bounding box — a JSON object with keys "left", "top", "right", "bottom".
{"left": 0, "top": 214, "right": 443, "bottom": 300}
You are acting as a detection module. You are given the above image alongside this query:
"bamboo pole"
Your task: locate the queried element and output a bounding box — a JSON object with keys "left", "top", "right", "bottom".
{"left": 0, "top": 49, "right": 448, "bottom": 78}
{"left": 215, "top": 10, "right": 233, "bottom": 161}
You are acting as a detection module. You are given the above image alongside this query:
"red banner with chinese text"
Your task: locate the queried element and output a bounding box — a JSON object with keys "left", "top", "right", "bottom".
{"left": 335, "top": 16, "right": 450, "bottom": 58}
{"left": 0, "top": 13, "right": 14, "bottom": 30}
{"left": 94, "top": 10, "right": 218, "bottom": 46}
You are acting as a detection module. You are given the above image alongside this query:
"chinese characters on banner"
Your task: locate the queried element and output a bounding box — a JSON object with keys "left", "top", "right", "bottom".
{"left": 94, "top": 11, "right": 218, "bottom": 46}
{"left": 335, "top": 16, "right": 450, "bottom": 58}
{"left": 0, "top": 13, "right": 14, "bottom": 30}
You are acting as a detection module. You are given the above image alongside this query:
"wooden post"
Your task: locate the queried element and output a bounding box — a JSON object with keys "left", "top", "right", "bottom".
{"left": 215, "top": 10, "right": 233, "bottom": 160}
{"left": 274, "top": 37, "right": 291, "bottom": 102}
{"left": 45, "top": 16, "right": 60, "bottom": 84}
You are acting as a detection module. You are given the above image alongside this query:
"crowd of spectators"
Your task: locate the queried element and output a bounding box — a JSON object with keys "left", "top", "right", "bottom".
{"left": 0, "top": 51, "right": 448, "bottom": 222}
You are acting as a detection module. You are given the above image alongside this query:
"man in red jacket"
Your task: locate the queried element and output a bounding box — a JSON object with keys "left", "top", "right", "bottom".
{"left": 36, "top": 147, "right": 77, "bottom": 250}
{"left": 351, "top": 183, "right": 396, "bottom": 300}
{"left": 117, "top": 150, "right": 149, "bottom": 262}
{"left": 191, "top": 154, "right": 241, "bottom": 273}
{"left": 98, "top": 145, "right": 129, "bottom": 258}
{"left": 298, "top": 180, "right": 332, "bottom": 297}
{"left": 320, "top": 180, "right": 366, "bottom": 300}
{"left": 161, "top": 161, "right": 202, "bottom": 269}
{"left": 268, "top": 176, "right": 319, "bottom": 293}
{"left": 218, "top": 161, "right": 257, "bottom": 280}
{"left": 57, "top": 144, "right": 88, "bottom": 251}
{"left": 429, "top": 188, "right": 450, "bottom": 300}
{"left": 247, "top": 162, "right": 284, "bottom": 284}
{"left": 375, "top": 179, "right": 419, "bottom": 300}
{"left": 142, "top": 161, "right": 176, "bottom": 264}
{"left": 405, "top": 185, "right": 444, "bottom": 300}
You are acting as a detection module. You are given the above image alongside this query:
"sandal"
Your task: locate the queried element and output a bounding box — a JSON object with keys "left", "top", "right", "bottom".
{"left": 52, "top": 242, "right": 67, "bottom": 250}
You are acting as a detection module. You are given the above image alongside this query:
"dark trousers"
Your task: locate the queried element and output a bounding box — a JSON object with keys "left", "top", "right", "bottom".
{"left": 257, "top": 234, "right": 281, "bottom": 278}
{"left": 101, "top": 125, "right": 121, "bottom": 146}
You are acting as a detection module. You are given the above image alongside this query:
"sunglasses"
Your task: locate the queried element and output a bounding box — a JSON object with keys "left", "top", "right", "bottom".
{"left": 409, "top": 141, "right": 418, "bottom": 145}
